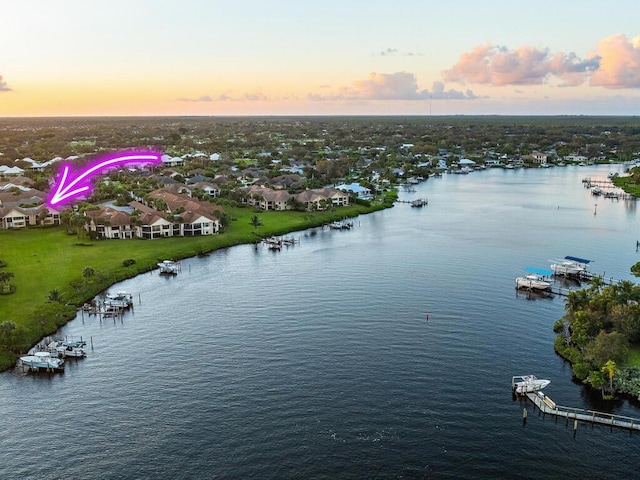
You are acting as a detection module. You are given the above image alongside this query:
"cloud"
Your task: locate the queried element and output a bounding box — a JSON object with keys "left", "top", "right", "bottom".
{"left": 442, "top": 44, "right": 599, "bottom": 87}
{"left": 379, "top": 48, "right": 399, "bottom": 56}
{"left": 375, "top": 48, "right": 422, "bottom": 57}
{"left": 0, "top": 75, "right": 12, "bottom": 92}
{"left": 177, "top": 95, "right": 213, "bottom": 102}
{"left": 590, "top": 34, "right": 640, "bottom": 88}
{"left": 177, "top": 92, "right": 270, "bottom": 102}
{"left": 309, "top": 72, "right": 477, "bottom": 101}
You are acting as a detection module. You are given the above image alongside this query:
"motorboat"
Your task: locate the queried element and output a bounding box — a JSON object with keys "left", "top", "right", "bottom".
{"left": 550, "top": 256, "right": 591, "bottom": 277}
{"left": 516, "top": 267, "right": 553, "bottom": 291}
{"left": 47, "top": 340, "right": 87, "bottom": 358}
{"left": 158, "top": 260, "right": 179, "bottom": 275}
{"left": 105, "top": 291, "right": 133, "bottom": 308}
{"left": 20, "top": 351, "right": 65, "bottom": 372}
{"left": 512, "top": 375, "right": 550, "bottom": 394}
{"left": 516, "top": 274, "right": 551, "bottom": 291}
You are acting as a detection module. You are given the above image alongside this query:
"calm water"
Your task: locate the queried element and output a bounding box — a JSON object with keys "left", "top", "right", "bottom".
{"left": 1, "top": 164, "right": 639, "bottom": 479}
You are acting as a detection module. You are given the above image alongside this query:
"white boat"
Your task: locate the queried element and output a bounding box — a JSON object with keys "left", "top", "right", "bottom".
{"left": 512, "top": 375, "right": 550, "bottom": 394}
{"left": 47, "top": 341, "right": 87, "bottom": 358}
{"left": 516, "top": 274, "right": 551, "bottom": 291}
{"left": 20, "top": 351, "right": 65, "bottom": 372}
{"left": 158, "top": 260, "right": 179, "bottom": 275}
{"left": 105, "top": 291, "right": 133, "bottom": 308}
{"left": 550, "top": 256, "right": 591, "bottom": 277}
{"left": 516, "top": 267, "right": 553, "bottom": 291}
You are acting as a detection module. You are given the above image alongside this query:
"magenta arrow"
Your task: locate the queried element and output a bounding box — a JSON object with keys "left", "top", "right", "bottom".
{"left": 48, "top": 152, "right": 162, "bottom": 207}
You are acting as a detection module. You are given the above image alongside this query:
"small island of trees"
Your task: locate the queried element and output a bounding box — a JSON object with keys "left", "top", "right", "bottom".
{"left": 554, "top": 262, "right": 640, "bottom": 399}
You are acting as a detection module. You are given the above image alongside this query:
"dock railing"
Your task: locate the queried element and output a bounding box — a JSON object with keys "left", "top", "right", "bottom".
{"left": 523, "top": 391, "right": 640, "bottom": 431}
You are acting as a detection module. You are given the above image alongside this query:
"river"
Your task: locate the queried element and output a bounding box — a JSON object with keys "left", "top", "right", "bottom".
{"left": 1, "top": 164, "right": 639, "bottom": 479}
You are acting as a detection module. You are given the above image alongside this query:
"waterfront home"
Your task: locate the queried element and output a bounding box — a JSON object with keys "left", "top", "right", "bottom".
{"left": 243, "top": 185, "right": 291, "bottom": 211}
{"left": 335, "top": 182, "right": 373, "bottom": 200}
{"left": 84, "top": 194, "right": 222, "bottom": 239}
{"left": 296, "top": 187, "right": 350, "bottom": 210}
{"left": 84, "top": 206, "right": 138, "bottom": 239}
{"left": 241, "top": 185, "right": 350, "bottom": 211}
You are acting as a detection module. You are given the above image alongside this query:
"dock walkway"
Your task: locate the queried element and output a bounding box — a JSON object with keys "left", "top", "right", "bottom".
{"left": 524, "top": 391, "right": 640, "bottom": 431}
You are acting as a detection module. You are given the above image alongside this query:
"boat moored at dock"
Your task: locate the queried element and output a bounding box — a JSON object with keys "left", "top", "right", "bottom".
{"left": 157, "top": 260, "right": 179, "bottom": 275}
{"left": 550, "top": 256, "right": 591, "bottom": 278}
{"left": 46, "top": 340, "right": 87, "bottom": 358}
{"left": 512, "top": 375, "right": 550, "bottom": 394}
{"left": 19, "top": 352, "right": 65, "bottom": 372}
{"left": 516, "top": 267, "right": 553, "bottom": 291}
{"left": 104, "top": 291, "right": 134, "bottom": 308}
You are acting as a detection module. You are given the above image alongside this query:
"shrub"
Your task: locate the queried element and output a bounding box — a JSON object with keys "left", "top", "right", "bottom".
{"left": 123, "top": 259, "right": 136, "bottom": 267}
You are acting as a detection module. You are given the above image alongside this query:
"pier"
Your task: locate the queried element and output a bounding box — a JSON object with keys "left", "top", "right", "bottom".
{"left": 581, "top": 177, "right": 636, "bottom": 200}
{"left": 396, "top": 198, "right": 428, "bottom": 207}
{"left": 522, "top": 391, "right": 640, "bottom": 432}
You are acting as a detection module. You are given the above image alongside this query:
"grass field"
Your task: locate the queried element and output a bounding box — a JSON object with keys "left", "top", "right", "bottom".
{"left": 626, "top": 345, "right": 640, "bottom": 367}
{"left": 0, "top": 200, "right": 392, "bottom": 369}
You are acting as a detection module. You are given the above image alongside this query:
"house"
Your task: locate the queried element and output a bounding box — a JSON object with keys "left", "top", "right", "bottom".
{"left": 0, "top": 166, "right": 25, "bottom": 176}
{"left": 191, "top": 182, "right": 221, "bottom": 197}
{"left": 84, "top": 206, "right": 138, "bottom": 239}
{"left": 161, "top": 154, "right": 184, "bottom": 167}
{"left": 335, "top": 182, "right": 373, "bottom": 199}
{"left": 243, "top": 185, "right": 291, "bottom": 211}
{"left": 242, "top": 185, "right": 349, "bottom": 211}
{"left": 529, "top": 152, "right": 548, "bottom": 165}
{"left": 295, "top": 188, "right": 349, "bottom": 210}
{"left": 0, "top": 204, "right": 60, "bottom": 229}
{"left": 84, "top": 189, "right": 222, "bottom": 239}
{"left": 146, "top": 190, "right": 222, "bottom": 235}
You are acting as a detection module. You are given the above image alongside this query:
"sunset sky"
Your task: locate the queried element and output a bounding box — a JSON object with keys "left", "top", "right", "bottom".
{"left": 2, "top": 0, "right": 640, "bottom": 116}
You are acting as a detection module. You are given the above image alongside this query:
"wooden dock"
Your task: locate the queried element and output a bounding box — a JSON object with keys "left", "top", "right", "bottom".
{"left": 524, "top": 391, "right": 640, "bottom": 432}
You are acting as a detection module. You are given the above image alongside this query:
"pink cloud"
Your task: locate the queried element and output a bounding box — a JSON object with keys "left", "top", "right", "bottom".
{"left": 442, "top": 44, "right": 599, "bottom": 87}
{"left": 590, "top": 34, "right": 640, "bottom": 88}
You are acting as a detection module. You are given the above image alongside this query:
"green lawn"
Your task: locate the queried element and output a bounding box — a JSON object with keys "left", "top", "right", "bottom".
{"left": 0, "top": 200, "right": 392, "bottom": 369}
{"left": 626, "top": 345, "right": 640, "bottom": 367}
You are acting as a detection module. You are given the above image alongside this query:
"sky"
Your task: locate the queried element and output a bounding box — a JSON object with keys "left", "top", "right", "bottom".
{"left": 1, "top": 0, "right": 640, "bottom": 117}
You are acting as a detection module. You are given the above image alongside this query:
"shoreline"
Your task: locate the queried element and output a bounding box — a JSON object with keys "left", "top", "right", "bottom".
{"left": 0, "top": 200, "right": 394, "bottom": 372}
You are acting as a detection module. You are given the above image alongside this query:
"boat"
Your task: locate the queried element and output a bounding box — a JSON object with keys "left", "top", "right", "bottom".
{"left": 550, "top": 256, "right": 591, "bottom": 277}
{"left": 47, "top": 340, "right": 87, "bottom": 358}
{"left": 105, "top": 291, "right": 133, "bottom": 308}
{"left": 516, "top": 267, "right": 553, "bottom": 291}
{"left": 516, "top": 275, "right": 551, "bottom": 291}
{"left": 157, "top": 260, "right": 179, "bottom": 275}
{"left": 20, "top": 351, "right": 65, "bottom": 372}
{"left": 512, "top": 375, "right": 550, "bottom": 394}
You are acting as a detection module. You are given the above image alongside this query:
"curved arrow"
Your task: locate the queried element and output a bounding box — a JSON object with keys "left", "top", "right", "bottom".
{"left": 48, "top": 152, "right": 162, "bottom": 207}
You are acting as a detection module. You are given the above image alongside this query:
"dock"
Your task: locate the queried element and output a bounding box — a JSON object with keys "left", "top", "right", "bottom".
{"left": 523, "top": 391, "right": 640, "bottom": 432}
{"left": 396, "top": 198, "right": 428, "bottom": 207}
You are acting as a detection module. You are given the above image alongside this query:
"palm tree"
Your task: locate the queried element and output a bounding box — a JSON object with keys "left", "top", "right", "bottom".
{"left": 250, "top": 215, "right": 263, "bottom": 230}
{"left": 602, "top": 359, "right": 617, "bottom": 391}
{"left": 48, "top": 289, "right": 62, "bottom": 302}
